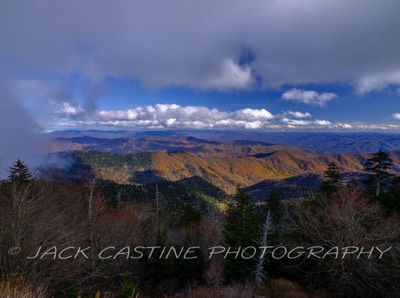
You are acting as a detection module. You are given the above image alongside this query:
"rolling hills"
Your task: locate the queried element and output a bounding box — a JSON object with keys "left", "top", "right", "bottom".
{"left": 44, "top": 131, "right": 400, "bottom": 201}
{"left": 51, "top": 144, "right": 400, "bottom": 198}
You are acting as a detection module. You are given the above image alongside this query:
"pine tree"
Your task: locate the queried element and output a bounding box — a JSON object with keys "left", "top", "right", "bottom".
{"left": 223, "top": 189, "right": 261, "bottom": 283}
{"left": 363, "top": 150, "right": 394, "bottom": 199}
{"left": 387, "top": 175, "right": 400, "bottom": 213}
{"left": 144, "top": 230, "right": 175, "bottom": 288}
{"left": 8, "top": 159, "right": 33, "bottom": 184}
{"left": 321, "top": 161, "right": 341, "bottom": 196}
{"left": 265, "top": 190, "right": 283, "bottom": 226}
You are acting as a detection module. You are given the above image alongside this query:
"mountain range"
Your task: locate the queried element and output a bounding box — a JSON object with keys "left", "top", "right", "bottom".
{"left": 47, "top": 130, "right": 400, "bottom": 153}
{"left": 45, "top": 131, "right": 400, "bottom": 200}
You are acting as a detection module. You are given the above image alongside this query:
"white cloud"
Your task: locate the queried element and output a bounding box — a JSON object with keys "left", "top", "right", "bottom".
{"left": 337, "top": 123, "right": 353, "bottom": 129}
{"left": 234, "top": 108, "right": 274, "bottom": 120}
{"left": 332, "top": 123, "right": 400, "bottom": 131}
{"left": 314, "top": 119, "right": 332, "bottom": 126}
{"left": 202, "top": 59, "right": 254, "bottom": 90}
{"left": 281, "top": 118, "right": 332, "bottom": 127}
{"left": 281, "top": 89, "right": 338, "bottom": 107}
{"left": 58, "top": 102, "right": 84, "bottom": 116}
{"left": 356, "top": 71, "right": 400, "bottom": 93}
{"left": 394, "top": 113, "right": 400, "bottom": 120}
{"left": 285, "top": 110, "right": 312, "bottom": 118}
{"left": 281, "top": 118, "right": 311, "bottom": 126}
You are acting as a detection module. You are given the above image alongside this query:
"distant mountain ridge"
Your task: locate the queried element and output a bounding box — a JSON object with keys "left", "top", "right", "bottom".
{"left": 47, "top": 130, "right": 400, "bottom": 153}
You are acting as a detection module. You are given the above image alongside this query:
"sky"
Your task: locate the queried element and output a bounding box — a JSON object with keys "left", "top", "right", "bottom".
{"left": 1, "top": 0, "right": 400, "bottom": 133}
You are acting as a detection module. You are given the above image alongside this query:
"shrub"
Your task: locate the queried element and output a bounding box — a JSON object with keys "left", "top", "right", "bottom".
{"left": 0, "top": 274, "right": 48, "bottom": 298}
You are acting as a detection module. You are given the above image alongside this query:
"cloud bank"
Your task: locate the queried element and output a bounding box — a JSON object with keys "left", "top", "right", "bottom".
{"left": 1, "top": 0, "right": 400, "bottom": 134}
{"left": 85, "top": 104, "right": 274, "bottom": 130}
{"left": 56, "top": 103, "right": 360, "bottom": 131}
{"left": 1, "top": 0, "right": 400, "bottom": 92}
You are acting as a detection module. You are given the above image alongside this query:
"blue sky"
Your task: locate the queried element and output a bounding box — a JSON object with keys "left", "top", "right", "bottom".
{"left": 1, "top": 0, "right": 400, "bottom": 132}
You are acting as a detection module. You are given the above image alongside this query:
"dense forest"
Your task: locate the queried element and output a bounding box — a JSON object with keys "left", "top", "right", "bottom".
{"left": 0, "top": 150, "right": 399, "bottom": 297}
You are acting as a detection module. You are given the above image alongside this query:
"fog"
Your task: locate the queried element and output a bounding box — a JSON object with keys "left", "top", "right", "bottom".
{"left": 0, "top": 83, "right": 44, "bottom": 178}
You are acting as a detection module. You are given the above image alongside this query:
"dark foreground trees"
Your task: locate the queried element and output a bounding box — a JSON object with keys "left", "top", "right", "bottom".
{"left": 321, "top": 161, "right": 341, "bottom": 196}
{"left": 0, "top": 159, "right": 226, "bottom": 296}
{"left": 363, "top": 150, "right": 394, "bottom": 197}
{"left": 362, "top": 150, "right": 400, "bottom": 213}
{"left": 283, "top": 186, "right": 400, "bottom": 297}
{"left": 1, "top": 156, "right": 400, "bottom": 297}
{"left": 223, "top": 189, "right": 261, "bottom": 283}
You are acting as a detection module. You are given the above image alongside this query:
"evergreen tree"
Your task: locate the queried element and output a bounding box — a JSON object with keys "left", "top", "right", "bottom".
{"left": 223, "top": 189, "right": 261, "bottom": 283}
{"left": 362, "top": 150, "right": 394, "bottom": 199}
{"left": 265, "top": 190, "right": 283, "bottom": 226}
{"left": 144, "top": 230, "right": 175, "bottom": 286}
{"left": 321, "top": 161, "right": 341, "bottom": 196}
{"left": 8, "top": 159, "right": 33, "bottom": 184}
{"left": 346, "top": 177, "right": 359, "bottom": 189}
{"left": 179, "top": 203, "right": 202, "bottom": 226}
{"left": 387, "top": 175, "right": 400, "bottom": 213}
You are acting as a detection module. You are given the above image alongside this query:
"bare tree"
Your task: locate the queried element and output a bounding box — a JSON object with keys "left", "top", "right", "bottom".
{"left": 283, "top": 187, "right": 400, "bottom": 297}
{"left": 255, "top": 210, "right": 272, "bottom": 286}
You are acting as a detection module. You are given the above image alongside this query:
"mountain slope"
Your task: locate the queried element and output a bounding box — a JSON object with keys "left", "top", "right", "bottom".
{"left": 61, "top": 148, "right": 400, "bottom": 195}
